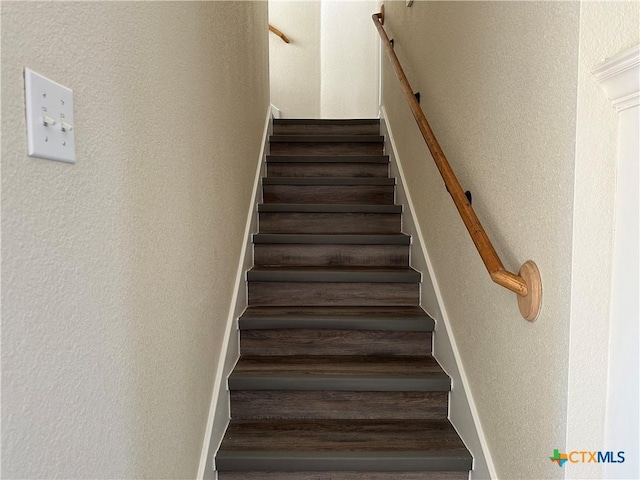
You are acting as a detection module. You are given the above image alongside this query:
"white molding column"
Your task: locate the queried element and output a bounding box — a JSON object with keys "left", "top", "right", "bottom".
{"left": 592, "top": 44, "right": 639, "bottom": 480}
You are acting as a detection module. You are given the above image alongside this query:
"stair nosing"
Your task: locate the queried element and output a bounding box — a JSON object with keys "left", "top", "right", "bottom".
{"left": 247, "top": 267, "right": 421, "bottom": 283}
{"left": 258, "top": 204, "right": 401, "bottom": 214}
{"left": 270, "top": 135, "right": 384, "bottom": 143}
{"left": 252, "top": 234, "right": 411, "bottom": 245}
{"left": 216, "top": 450, "right": 472, "bottom": 472}
{"left": 273, "top": 119, "right": 380, "bottom": 125}
{"left": 262, "top": 177, "right": 395, "bottom": 186}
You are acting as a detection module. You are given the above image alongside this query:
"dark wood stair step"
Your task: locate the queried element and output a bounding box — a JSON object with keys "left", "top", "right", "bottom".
{"left": 240, "top": 329, "right": 431, "bottom": 356}
{"left": 247, "top": 267, "right": 421, "bottom": 283}
{"left": 263, "top": 177, "right": 395, "bottom": 186}
{"left": 252, "top": 234, "right": 411, "bottom": 245}
{"left": 263, "top": 185, "right": 394, "bottom": 205}
{"left": 265, "top": 154, "right": 390, "bottom": 180}
{"left": 270, "top": 141, "right": 384, "bottom": 156}
{"left": 254, "top": 243, "right": 408, "bottom": 267}
{"left": 273, "top": 119, "right": 380, "bottom": 136}
{"left": 267, "top": 155, "right": 389, "bottom": 163}
{"left": 257, "top": 214, "right": 400, "bottom": 234}
{"left": 267, "top": 162, "right": 388, "bottom": 178}
{"left": 258, "top": 203, "right": 401, "bottom": 213}
{"left": 270, "top": 135, "right": 384, "bottom": 143}
{"left": 253, "top": 233, "right": 409, "bottom": 267}
{"left": 216, "top": 419, "right": 472, "bottom": 471}
{"left": 229, "top": 355, "right": 450, "bottom": 391}
{"left": 238, "top": 306, "right": 435, "bottom": 331}
{"left": 219, "top": 472, "right": 469, "bottom": 480}
{"left": 230, "top": 390, "right": 447, "bottom": 420}
{"left": 258, "top": 204, "right": 402, "bottom": 235}
{"left": 248, "top": 281, "right": 419, "bottom": 306}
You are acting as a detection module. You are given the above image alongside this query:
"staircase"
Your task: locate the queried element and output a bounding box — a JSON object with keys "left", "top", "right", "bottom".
{"left": 215, "top": 119, "right": 472, "bottom": 479}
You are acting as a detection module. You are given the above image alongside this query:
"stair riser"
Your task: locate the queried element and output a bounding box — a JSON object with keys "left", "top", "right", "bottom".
{"left": 219, "top": 473, "right": 467, "bottom": 480}
{"left": 230, "top": 390, "right": 447, "bottom": 420}
{"left": 239, "top": 306, "right": 435, "bottom": 331}
{"left": 273, "top": 124, "right": 380, "bottom": 136}
{"left": 259, "top": 213, "right": 401, "bottom": 235}
{"left": 270, "top": 142, "right": 383, "bottom": 156}
{"left": 254, "top": 244, "right": 409, "bottom": 267}
{"left": 263, "top": 186, "right": 394, "bottom": 204}
{"left": 248, "top": 282, "right": 420, "bottom": 306}
{"left": 267, "top": 163, "right": 388, "bottom": 178}
{"left": 240, "top": 330, "right": 431, "bottom": 356}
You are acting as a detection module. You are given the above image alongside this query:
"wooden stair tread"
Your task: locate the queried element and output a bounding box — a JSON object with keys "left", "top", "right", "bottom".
{"left": 218, "top": 472, "right": 469, "bottom": 479}
{"left": 267, "top": 155, "right": 389, "bottom": 163}
{"left": 258, "top": 203, "right": 402, "bottom": 213}
{"left": 274, "top": 119, "right": 380, "bottom": 126}
{"left": 263, "top": 177, "right": 395, "bottom": 185}
{"left": 219, "top": 419, "right": 468, "bottom": 452}
{"left": 230, "top": 355, "right": 448, "bottom": 389}
{"left": 229, "top": 390, "right": 446, "bottom": 421}
{"left": 234, "top": 355, "right": 441, "bottom": 372}
{"left": 270, "top": 135, "right": 384, "bottom": 143}
{"left": 217, "top": 419, "right": 472, "bottom": 472}
{"left": 247, "top": 266, "right": 421, "bottom": 283}
{"left": 252, "top": 234, "right": 411, "bottom": 245}
{"left": 239, "top": 306, "right": 434, "bottom": 331}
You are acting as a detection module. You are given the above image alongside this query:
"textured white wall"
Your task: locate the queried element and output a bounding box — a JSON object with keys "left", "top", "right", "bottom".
{"left": 269, "top": 1, "right": 322, "bottom": 118}
{"left": 320, "top": 0, "right": 380, "bottom": 118}
{"left": 567, "top": 3, "right": 639, "bottom": 479}
{"left": 269, "top": 0, "right": 379, "bottom": 118}
{"left": 381, "top": 2, "right": 579, "bottom": 478}
{"left": 1, "top": 2, "right": 269, "bottom": 478}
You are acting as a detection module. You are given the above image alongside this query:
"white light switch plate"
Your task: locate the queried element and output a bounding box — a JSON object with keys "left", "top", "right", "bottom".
{"left": 24, "top": 68, "right": 76, "bottom": 163}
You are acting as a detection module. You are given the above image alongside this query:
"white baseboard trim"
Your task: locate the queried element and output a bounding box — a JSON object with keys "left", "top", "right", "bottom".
{"left": 270, "top": 104, "right": 281, "bottom": 119}
{"left": 197, "top": 106, "right": 272, "bottom": 480}
{"left": 380, "top": 106, "right": 497, "bottom": 480}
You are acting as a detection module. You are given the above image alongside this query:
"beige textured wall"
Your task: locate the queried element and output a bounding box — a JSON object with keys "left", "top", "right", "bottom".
{"left": 269, "top": 1, "right": 322, "bottom": 117}
{"left": 1, "top": 2, "right": 269, "bottom": 478}
{"left": 381, "top": 2, "right": 579, "bottom": 478}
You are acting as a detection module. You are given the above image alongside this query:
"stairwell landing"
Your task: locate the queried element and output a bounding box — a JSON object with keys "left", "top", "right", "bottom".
{"left": 215, "top": 119, "right": 472, "bottom": 480}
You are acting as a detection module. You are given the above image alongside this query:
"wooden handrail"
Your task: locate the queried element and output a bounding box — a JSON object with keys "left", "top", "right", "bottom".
{"left": 269, "top": 25, "right": 290, "bottom": 44}
{"left": 372, "top": 11, "right": 542, "bottom": 321}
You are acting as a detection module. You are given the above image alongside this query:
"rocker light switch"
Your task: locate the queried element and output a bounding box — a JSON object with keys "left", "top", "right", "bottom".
{"left": 24, "top": 68, "right": 76, "bottom": 164}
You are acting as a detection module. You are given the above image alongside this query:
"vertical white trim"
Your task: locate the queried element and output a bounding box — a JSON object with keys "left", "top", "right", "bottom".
{"left": 594, "top": 44, "right": 640, "bottom": 480}
{"left": 380, "top": 106, "right": 497, "bottom": 480}
{"left": 197, "top": 106, "right": 272, "bottom": 480}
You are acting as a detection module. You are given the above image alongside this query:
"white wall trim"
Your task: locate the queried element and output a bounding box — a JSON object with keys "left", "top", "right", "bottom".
{"left": 592, "top": 44, "right": 640, "bottom": 112}
{"left": 197, "top": 106, "right": 272, "bottom": 480}
{"left": 595, "top": 44, "right": 639, "bottom": 480}
{"left": 380, "top": 106, "right": 497, "bottom": 480}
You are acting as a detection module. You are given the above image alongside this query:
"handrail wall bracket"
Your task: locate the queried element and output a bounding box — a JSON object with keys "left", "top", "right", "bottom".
{"left": 373, "top": 9, "right": 542, "bottom": 322}
{"left": 517, "top": 261, "right": 542, "bottom": 321}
